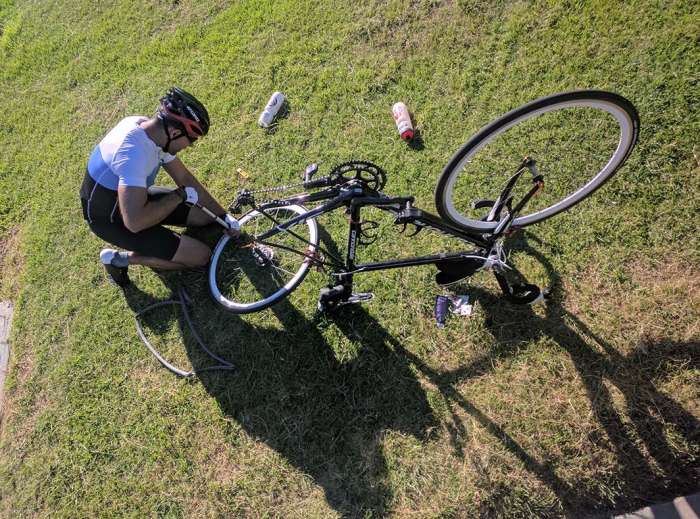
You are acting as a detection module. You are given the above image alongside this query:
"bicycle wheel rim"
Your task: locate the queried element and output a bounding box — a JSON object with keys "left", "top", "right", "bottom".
{"left": 437, "top": 91, "right": 639, "bottom": 231}
{"left": 208, "top": 204, "right": 318, "bottom": 313}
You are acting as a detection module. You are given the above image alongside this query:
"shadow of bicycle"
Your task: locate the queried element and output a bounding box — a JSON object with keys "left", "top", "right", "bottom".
{"left": 122, "top": 227, "right": 699, "bottom": 517}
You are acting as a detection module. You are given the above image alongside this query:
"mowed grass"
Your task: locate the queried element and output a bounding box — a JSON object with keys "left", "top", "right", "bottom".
{"left": 0, "top": 0, "right": 698, "bottom": 517}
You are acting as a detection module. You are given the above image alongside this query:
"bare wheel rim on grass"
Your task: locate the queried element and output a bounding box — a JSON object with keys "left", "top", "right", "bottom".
{"left": 435, "top": 90, "right": 640, "bottom": 231}
{"left": 208, "top": 205, "right": 319, "bottom": 313}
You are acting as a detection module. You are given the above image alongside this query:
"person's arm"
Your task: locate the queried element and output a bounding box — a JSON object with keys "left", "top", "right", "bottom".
{"left": 118, "top": 185, "right": 184, "bottom": 233}
{"left": 112, "top": 136, "right": 191, "bottom": 233}
{"left": 163, "top": 157, "right": 227, "bottom": 219}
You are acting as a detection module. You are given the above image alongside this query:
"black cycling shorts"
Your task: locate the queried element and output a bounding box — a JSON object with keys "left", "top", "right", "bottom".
{"left": 80, "top": 170, "right": 192, "bottom": 261}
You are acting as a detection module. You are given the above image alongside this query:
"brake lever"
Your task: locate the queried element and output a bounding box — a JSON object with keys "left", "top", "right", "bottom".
{"left": 407, "top": 225, "right": 422, "bottom": 237}
{"left": 357, "top": 220, "right": 379, "bottom": 245}
{"left": 397, "top": 222, "right": 422, "bottom": 237}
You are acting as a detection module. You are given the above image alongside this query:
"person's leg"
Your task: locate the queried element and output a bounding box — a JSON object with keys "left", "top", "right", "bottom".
{"left": 128, "top": 234, "right": 211, "bottom": 270}
{"left": 86, "top": 184, "right": 215, "bottom": 285}
{"left": 93, "top": 219, "right": 211, "bottom": 285}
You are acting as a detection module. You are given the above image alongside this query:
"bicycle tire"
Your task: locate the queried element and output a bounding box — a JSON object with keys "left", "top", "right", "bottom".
{"left": 208, "top": 204, "right": 319, "bottom": 314}
{"left": 435, "top": 90, "right": 640, "bottom": 231}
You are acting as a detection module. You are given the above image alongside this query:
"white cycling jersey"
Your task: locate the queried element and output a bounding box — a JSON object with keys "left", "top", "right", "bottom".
{"left": 87, "top": 116, "right": 176, "bottom": 190}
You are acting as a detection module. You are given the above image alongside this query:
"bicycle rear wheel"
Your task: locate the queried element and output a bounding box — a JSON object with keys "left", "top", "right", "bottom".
{"left": 435, "top": 90, "right": 639, "bottom": 231}
{"left": 208, "top": 205, "right": 318, "bottom": 313}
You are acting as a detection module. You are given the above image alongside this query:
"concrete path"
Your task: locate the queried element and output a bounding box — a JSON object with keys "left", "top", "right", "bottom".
{"left": 615, "top": 493, "right": 700, "bottom": 519}
{"left": 0, "top": 301, "right": 13, "bottom": 422}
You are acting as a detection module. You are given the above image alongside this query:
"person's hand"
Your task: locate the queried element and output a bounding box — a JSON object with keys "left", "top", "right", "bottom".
{"left": 224, "top": 214, "right": 241, "bottom": 238}
{"left": 177, "top": 186, "right": 199, "bottom": 206}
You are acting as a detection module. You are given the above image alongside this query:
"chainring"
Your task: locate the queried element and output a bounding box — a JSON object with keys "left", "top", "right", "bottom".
{"left": 328, "top": 161, "right": 387, "bottom": 191}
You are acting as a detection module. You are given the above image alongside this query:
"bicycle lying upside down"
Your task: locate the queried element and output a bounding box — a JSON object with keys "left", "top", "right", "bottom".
{"left": 198, "top": 90, "right": 639, "bottom": 314}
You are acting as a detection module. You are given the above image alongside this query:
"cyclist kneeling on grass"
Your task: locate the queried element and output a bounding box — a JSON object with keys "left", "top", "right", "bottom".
{"left": 80, "top": 87, "right": 240, "bottom": 287}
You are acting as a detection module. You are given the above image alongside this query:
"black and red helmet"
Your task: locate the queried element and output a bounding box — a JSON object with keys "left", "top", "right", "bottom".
{"left": 158, "top": 87, "right": 210, "bottom": 139}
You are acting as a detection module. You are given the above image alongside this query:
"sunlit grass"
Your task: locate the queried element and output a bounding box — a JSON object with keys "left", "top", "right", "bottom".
{"left": 0, "top": 0, "right": 698, "bottom": 517}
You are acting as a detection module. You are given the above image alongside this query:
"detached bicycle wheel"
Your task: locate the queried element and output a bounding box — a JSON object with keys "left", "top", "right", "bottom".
{"left": 208, "top": 205, "right": 319, "bottom": 313}
{"left": 435, "top": 90, "right": 639, "bottom": 231}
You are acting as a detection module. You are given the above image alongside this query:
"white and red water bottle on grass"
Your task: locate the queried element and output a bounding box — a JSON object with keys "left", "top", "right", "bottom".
{"left": 392, "top": 102, "right": 414, "bottom": 141}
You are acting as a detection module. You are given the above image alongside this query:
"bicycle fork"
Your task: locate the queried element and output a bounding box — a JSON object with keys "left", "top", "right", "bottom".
{"left": 488, "top": 157, "right": 544, "bottom": 237}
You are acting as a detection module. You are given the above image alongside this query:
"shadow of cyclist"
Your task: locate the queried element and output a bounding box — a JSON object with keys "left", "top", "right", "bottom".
{"left": 195, "top": 297, "right": 436, "bottom": 516}
{"left": 172, "top": 217, "right": 436, "bottom": 516}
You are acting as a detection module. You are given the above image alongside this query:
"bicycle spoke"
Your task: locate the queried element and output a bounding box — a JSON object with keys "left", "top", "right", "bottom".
{"left": 270, "top": 264, "right": 297, "bottom": 277}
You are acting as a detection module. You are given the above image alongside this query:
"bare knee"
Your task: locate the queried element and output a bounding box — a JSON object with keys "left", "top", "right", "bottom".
{"left": 187, "top": 245, "right": 211, "bottom": 268}
{"left": 172, "top": 237, "right": 211, "bottom": 268}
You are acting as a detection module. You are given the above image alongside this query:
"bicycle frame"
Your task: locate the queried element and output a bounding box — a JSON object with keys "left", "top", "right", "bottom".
{"left": 220, "top": 165, "right": 547, "bottom": 311}
{"left": 214, "top": 90, "right": 641, "bottom": 313}
{"left": 249, "top": 181, "right": 493, "bottom": 287}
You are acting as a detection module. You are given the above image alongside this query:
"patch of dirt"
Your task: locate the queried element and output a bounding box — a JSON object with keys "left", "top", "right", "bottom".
{"left": 0, "top": 227, "right": 17, "bottom": 264}
{"left": 203, "top": 444, "right": 242, "bottom": 486}
{"left": 627, "top": 258, "right": 700, "bottom": 342}
{"left": 0, "top": 386, "right": 50, "bottom": 465}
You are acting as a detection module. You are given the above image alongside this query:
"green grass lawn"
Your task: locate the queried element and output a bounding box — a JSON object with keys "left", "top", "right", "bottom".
{"left": 0, "top": 0, "right": 698, "bottom": 517}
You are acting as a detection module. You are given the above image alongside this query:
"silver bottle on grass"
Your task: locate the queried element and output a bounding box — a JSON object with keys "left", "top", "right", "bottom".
{"left": 258, "top": 91, "right": 286, "bottom": 128}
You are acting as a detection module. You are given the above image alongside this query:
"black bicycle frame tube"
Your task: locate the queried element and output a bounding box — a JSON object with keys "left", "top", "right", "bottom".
{"left": 253, "top": 187, "right": 493, "bottom": 287}
{"left": 335, "top": 200, "right": 363, "bottom": 286}
{"left": 255, "top": 190, "right": 355, "bottom": 242}
{"left": 367, "top": 199, "right": 492, "bottom": 250}
{"left": 338, "top": 198, "right": 491, "bottom": 284}
{"left": 343, "top": 251, "right": 486, "bottom": 275}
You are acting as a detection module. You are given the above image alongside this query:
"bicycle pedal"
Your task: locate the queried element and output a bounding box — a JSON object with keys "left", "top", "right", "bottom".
{"left": 343, "top": 292, "right": 374, "bottom": 305}
{"left": 316, "top": 291, "right": 374, "bottom": 313}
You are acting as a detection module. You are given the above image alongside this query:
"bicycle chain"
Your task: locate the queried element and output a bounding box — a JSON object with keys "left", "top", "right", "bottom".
{"left": 234, "top": 160, "right": 387, "bottom": 208}
{"left": 230, "top": 180, "right": 310, "bottom": 211}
